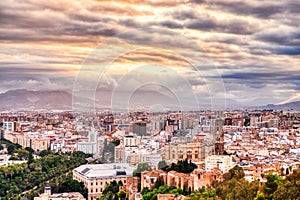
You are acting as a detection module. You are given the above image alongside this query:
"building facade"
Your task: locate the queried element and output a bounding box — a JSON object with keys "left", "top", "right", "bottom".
{"left": 164, "top": 142, "right": 206, "bottom": 163}
{"left": 205, "top": 155, "right": 233, "bottom": 173}
{"left": 73, "top": 163, "right": 136, "bottom": 200}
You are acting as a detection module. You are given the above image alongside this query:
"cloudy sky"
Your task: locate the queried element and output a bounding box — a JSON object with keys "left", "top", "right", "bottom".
{"left": 1, "top": 0, "right": 299, "bottom": 108}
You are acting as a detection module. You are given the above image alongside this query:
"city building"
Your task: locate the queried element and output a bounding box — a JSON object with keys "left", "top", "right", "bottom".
{"left": 34, "top": 186, "right": 85, "bottom": 200}
{"left": 164, "top": 142, "right": 207, "bottom": 163}
{"left": 205, "top": 155, "right": 233, "bottom": 173}
{"left": 76, "top": 130, "right": 98, "bottom": 155}
{"left": 132, "top": 121, "right": 147, "bottom": 136}
{"left": 3, "top": 121, "right": 15, "bottom": 132}
{"left": 73, "top": 163, "right": 136, "bottom": 200}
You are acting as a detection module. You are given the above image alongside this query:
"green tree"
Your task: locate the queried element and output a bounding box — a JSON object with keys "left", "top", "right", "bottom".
{"left": 158, "top": 160, "right": 168, "bottom": 170}
{"left": 154, "top": 178, "right": 164, "bottom": 189}
{"left": 223, "top": 165, "right": 245, "bottom": 181}
{"left": 117, "top": 190, "right": 126, "bottom": 200}
{"left": 254, "top": 192, "right": 266, "bottom": 200}
{"left": 224, "top": 178, "right": 258, "bottom": 200}
{"left": 263, "top": 174, "right": 283, "bottom": 199}
{"left": 9, "top": 156, "right": 18, "bottom": 160}
{"left": 39, "top": 150, "right": 51, "bottom": 157}
{"left": 0, "top": 139, "right": 22, "bottom": 154}
{"left": 164, "top": 159, "right": 197, "bottom": 174}
{"left": 142, "top": 185, "right": 185, "bottom": 200}
{"left": 133, "top": 163, "right": 152, "bottom": 178}
{"left": 112, "top": 140, "right": 120, "bottom": 147}
{"left": 13, "top": 149, "right": 30, "bottom": 160}
{"left": 51, "top": 174, "right": 88, "bottom": 198}
{"left": 0, "top": 151, "right": 88, "bottom": 199}
{"left": 25, "top": 147, "right": 34, "bottom": 153}
{"left": 101, "top": 180, "right": 123, "bottom": 200}
{"left": 273, "top": 170, "right": 300, "bottom": 200}
{"left": 27, "top": 152, "right": 34, "bottom": 164}
{"left": 190, "top": 188, "right": 218, "bottom": 200}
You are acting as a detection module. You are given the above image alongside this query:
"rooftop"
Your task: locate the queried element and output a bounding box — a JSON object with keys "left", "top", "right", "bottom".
{"left": 73, "top": 163, "right": 136, "bottom": 179}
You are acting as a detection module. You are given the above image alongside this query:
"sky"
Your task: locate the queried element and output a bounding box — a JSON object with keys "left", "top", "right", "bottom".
{"left": 1, "top": 0, "right": 300, "bottom": 109}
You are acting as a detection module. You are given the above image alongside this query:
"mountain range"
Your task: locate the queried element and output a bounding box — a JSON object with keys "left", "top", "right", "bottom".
{"left": 0, "top": 89, "right": 299, "bottom": 111}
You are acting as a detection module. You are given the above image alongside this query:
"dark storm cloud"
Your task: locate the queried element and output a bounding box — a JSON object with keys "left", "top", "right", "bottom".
{"left": 171, "top": 10, "right": 198, "bottom": 20}
{"left": 221, "top": 72, "right": 300, "bottom": 81}
{"left": 214, "top": 1, "right": 283, "bottom": 18}
{"left": 160, "top": 21, "right": 184, "bottom": 29}
{"left": 186, "top": 18, "right": 258, "bottom": 35}
{"left": 255, "top": 31, "right": 300, "bottom": 47}
{"left": 189, "top": 0, "right": 207, "bottom": 4}
{"left": 212, "top": 0, "right": 300, "bottom": 19}
{"left": 0, "top": 1, "right": 120, "bottom": 43}
{"left": 276, "top": 47, "right": 300, "bottom": 55}
{"left": 220, "top": 71, "right": 300, "bottom": 90}
{"left": 0, "top": 67, "right": 73, "bottom": 75}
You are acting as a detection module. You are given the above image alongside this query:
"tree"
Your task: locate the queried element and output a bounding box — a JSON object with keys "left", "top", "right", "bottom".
{"left": 164, "top": 159, "right": 197, "bottom": 174}
{"left": 223, "top": 165, "right": 245, "bottom": 181}
{"left": 142, "top": 185, "right": 185, "bottom": 200}
{"left": 39, "top": 150, "right": 51, "bottom": 157}
{"left": 112, "top": 140, "right": 120, "bottom": 147}
{"left": 263, "top": 173, "right": 283, "bottom": 199}
{"left": 51, "top": 174, "right": 88, "bottom": 198}
{"left": 224, "top": 178, "right": 259, "bottom": 200}
{"left": 254, "top": 192, "right": 266, "bottom": 200}
{"left": 13, "top": 149, "right": 30, "bottom": 160}
{"left": 154, "top": 178, "right": 164, "bottom": 189}
{"left": 190, "top": 188, "right": 218, "bottom": 200}
{"left": 133, "top": 163, "right": 152, "bottom": 178}
{"left": 1, "top": 151, "right": 88, "bottom": 199}
{"left": 273, "top": 170, "right": 300, "bottom": 200}
{"left": 117, "top": 190, "right": 126, "bottom": 200}
{"left": 158, "top": 160, "right": 168, "bottom": 170}
{"left": 25, "top": 147, "right": 34, "bottom": 153}
{"left": 27, "top": 152, "right": 34, "bottom": 164}
{"left": 9, "top": 156, "right": 18, "bottom": 160}
{"left": 101, "top": 180, "right": 123, "bottom": 200}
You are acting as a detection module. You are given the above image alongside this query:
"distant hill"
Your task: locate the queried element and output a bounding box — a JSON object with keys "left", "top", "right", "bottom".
{"left": 0, "top": 89, "right": 179, "bottom": 111}
{"left": 0, "top": 89, "right": 72, "bottom": 111}
{"left": 0, "top": 89, "right": 299, "bottom": 111}
{"left": 251, "top": 101, "right": 300, "bottom": 111}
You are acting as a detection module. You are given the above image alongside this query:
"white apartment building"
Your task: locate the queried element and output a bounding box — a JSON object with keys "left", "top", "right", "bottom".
{"left": 3, "top": 121, "right": 14, "bottom": 132}
{"left": 124, "top": 133, "right": 141, "bottom": 148}
{"left": 76, "top": 130, "right": 98, "bottom": 154}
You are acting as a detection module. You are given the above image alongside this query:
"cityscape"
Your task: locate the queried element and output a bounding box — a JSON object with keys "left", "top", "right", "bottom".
{"left": 0, "top": 0, "right": 300, "bottom": 200}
